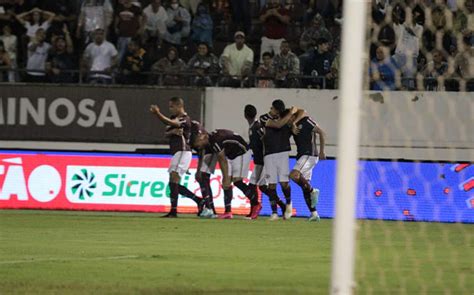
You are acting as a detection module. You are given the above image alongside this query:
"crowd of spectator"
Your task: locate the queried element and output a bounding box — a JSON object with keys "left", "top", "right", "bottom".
{"left": 0, "top": 0, "right": 472, "bottom": 91}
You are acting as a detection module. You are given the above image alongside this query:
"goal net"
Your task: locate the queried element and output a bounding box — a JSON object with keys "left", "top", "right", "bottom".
{"left": 333, "top": 1, "right": 473, "bottom": 293}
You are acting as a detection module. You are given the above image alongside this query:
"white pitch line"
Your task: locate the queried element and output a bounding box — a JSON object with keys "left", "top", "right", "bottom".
{"left": 0, "top": 255, "right": 140, "bottom": 265}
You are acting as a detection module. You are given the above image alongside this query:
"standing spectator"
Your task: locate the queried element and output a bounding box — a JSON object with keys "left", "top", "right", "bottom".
{"left": 300, "top": 37, "right": 334, "bottom": 89}
{"left": 163, "top": 0, "right": 191, "bottom": 46}
{"left": 142, "top": 0, "right": 168, "bottom": 45}
{"left": 39, "top": 0, "right": 75, "bottom": 36}
{"left": 299, "top": 13, "right": 332, "bottom": 52}
{"left": 82, "top": 28, "right": 118, "bottom": 84}
{"left": 151, "top": 46, "right": 187, "bottom": 85}
{"left": 369, "top": 45, "right": 397, "bottom": 91}
{"left": 229, "top": 0, "right": 251, "bottom": 35}
{"left": 25, "top": 28, "right": 51, "bottom": 82}
{"left": 0, "top": 24, "right": 17, "bottom": 82}
{"left": 272, "top": 40, "right": 299, "bottom": 88}
{"left": 16, "top": 7, "right": 55, "bottom": 40}
{"left": 46, "top": 25, "right": 75, "bottom": 83}
{"left": 259, "top": 0, "right": 290, "bottom": 61}
{"left": 255, "top": 51, "right": 275, "bottom": 88}
{"left": 118, "top": 38, "right": 146, "bottom": 85}
{"left": 448, "top": 33, "right": 474, "bottom": 92}
{"left": 0, "top": 40, "right": 12, "bottom": 82}
{"left": 187, "top": 42, "right": 220, "bottom": 86}
{"left": 76, "top": 0, "right": 114, "bottom": 44}
{"left": 191, "top": 3, "right": 213, "bottom": 46}
{"left": 180, "top": 0, "right": 202, "bottom": 15}
{"left": 220, "top": 31, "right": 254, "bottom": 87}
{"left": 115, "top": 0, "right": 144, "bottom": 62}
{"left": 392, "top": 7, "right": 423, "bottom": 90}
{"left": 420, "top": 50, "right": 448, "bottom": 91}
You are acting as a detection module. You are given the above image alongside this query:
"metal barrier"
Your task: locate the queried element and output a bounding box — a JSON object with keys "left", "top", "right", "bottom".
{"left": 1, "top": 67, "right": 472, "bottom": 91}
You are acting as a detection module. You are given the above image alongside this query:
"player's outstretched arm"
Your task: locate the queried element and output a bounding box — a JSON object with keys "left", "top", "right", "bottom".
{"left": 150, "top": 105, "right": 182, "bottom": 127}
{"left": 292, "top": 108, "right": 308, "bottom": 125}
{"left": 266, "top": 106, "right": 297, "bottom": 129}
{"left": 314, "top": 124, "right": 326, "bottom": 160}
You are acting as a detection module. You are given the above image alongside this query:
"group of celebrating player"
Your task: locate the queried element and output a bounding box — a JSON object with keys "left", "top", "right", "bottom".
{"left": 150, "top": 96, "right": 326, "bottom": 221}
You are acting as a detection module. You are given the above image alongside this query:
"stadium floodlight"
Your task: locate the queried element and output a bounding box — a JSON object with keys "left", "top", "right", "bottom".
{"left": 330, "top": 0, "right": 368, "bottom": 294}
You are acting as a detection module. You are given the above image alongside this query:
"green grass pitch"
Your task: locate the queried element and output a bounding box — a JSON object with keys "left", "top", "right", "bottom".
{"left": 0, "top": 210, "right": 472, "bottom": 294}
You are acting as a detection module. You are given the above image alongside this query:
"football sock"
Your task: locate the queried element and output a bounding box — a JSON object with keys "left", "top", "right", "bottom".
{"left": 266, "top": 188, "right": 279, "bottom": 214}
{"left": 223, "top": 188, "right": 233, "bottom": 213}
{"left": 178, "top": 184, "right": 200, "bottom": 204}
{"left": 169, "top": 182, "right": 179, "bottom": 213}
{"left": 295, "top": 176, "right": 313, "bottom": 194}
{"left": 248, "top": 183, "right": 259, "bottom": 206}
{"left": 304, "top": 191, "right": 316, "bottom": 212}
{"left": 282, "top": 185, "right": 291, "bottom": 204}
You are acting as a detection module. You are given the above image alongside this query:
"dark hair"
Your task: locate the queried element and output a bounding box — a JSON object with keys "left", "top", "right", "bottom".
{"left": 262, "top": 52, "right": 273, "bottom": 58}
{"left": 244, "top": 104, "right": 257, "bottom": 119}
{"left": 272, "top": 99, "right": 286, "bottom": 114}
{"left": 170, "top": 96, "right": 184, "bottom": 106}
{"left": 316, "top": 37, "right": 329, "bottom": 46}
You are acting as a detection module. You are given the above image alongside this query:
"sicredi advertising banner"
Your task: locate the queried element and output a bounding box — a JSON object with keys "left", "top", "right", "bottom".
{"left": 0, "top": 151, "right": 253, "bottom": 214}
{"left": 0, "top": 151, "right": 472, "bottom": 223}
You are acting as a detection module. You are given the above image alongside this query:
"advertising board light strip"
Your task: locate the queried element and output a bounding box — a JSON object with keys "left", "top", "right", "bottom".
{"left": 0, "top": 151, "right": 472, "bottom": 223}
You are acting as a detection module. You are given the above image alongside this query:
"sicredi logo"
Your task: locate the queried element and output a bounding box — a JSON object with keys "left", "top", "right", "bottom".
{"left": 66, "top": 166, "right": 178, "bottom": 205}
{"left": 0, "top": 157, "right": 61, "bottom": 202}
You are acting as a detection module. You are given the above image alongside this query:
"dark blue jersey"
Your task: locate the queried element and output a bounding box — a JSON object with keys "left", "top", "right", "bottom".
{"left": 248, "top": 120, "right": 264, "bottom": 165}
{"left": 293, "top": 116, "right": 319, "bottom": 159}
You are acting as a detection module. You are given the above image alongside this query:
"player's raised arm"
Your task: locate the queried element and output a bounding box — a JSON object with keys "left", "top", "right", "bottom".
{"left": 266, "top": 106, "right": 297, "bottom": 128}
{"left": 314, "top": 124, "right": 326, "bottom": 160}
{"left": 150, "top": 104, "right": 182, "bottom": 127}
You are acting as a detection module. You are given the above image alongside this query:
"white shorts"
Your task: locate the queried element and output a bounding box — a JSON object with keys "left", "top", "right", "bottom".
{"left": 200, "top": 153, "right": 218, "bottom": 174}
{"left": 227, "top": 150, "right": 252, "bottom": 179}
{"left": 168, "top": 151, "right": 192, "bottom": 177}
{"left": 249, "top": 164, "right": 266, "bottom": 185}
{"left": 293, "top": 155, "right": 319, "bottom": 180}
{"left": 263, "top": 151, "right": 290, "bottom": 184}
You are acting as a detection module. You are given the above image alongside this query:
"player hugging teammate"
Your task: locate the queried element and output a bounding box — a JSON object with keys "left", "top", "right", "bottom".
{"left": 151, "top": 97, "right": 325, "bottom": 221}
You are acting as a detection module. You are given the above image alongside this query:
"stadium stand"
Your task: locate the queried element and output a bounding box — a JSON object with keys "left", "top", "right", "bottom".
{"left": 0, "top": 0, "right": 472, "bottom": 91}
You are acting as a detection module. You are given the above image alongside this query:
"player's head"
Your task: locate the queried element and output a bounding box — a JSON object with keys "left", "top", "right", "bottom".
{"left": 169, "top": 96, "right": 184, "bottom": 116}
{"left": 244, "top": 104, "right": 257, "bottom": 121}
{"left": 193, "top": 133, "right": 209, "bottom": 149}
{"left": 270, "top": 99, "right": 286, "bottom": 117}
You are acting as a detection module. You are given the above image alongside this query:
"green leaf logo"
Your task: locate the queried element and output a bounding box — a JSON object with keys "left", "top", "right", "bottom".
{"left": 70, "top": 169, "right": 97, "bottom": 200}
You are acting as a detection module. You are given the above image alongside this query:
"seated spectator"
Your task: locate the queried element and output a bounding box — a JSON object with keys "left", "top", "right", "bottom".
{"left": 77, "top": 0, "right": 114, "bottom": 44}
{"left": 114, "top": 0, "right": 144, "bottom": 62}
{"left": 25, "top": 28, "right": 51, "bottom": 83}
{"left": 46, "top": 25, "right": 75, "bottom": 83}
{"left": 369, "top": 46, "right": 397, "bottom": 91}
{"left": 187, "top": 42, "right": 220, "bottom": 86}
{"left": 16, "top": 7, "right": 55, "bottom": 40}
{"left": 273, "top": 40, "right": 299, "bottom": 88}
{"left": 163, "top": 0, "right": 191, "bottom": 46}
{"left": 191, "top": 3, "right": 213, "bottom": 47}
{"left": 299, "top": 13, "right": 332, "bottom": 52}
{"left": 300, "top": 37, "right": 334, "bottom": 89}
{"left": 81, "top": 28, "right": 118, "bottom": 84}
{"left": 420, "top": 50, "right": 448, "bottom": 91}
{"left": 259, "top": 0, "right": 290, "bottom": 61}
{"left": 143, "top": 0, "right": 168, "bottom": 46}
{"left": 220, "top": 31, "right": 254, "bottom": 87}
{"left": 118, "top": 38, "right": 146, "bottom": 85}
{"left": 0, "top": 40, "right": 12, "bottom": 82}
{"left": 255, "top": 51, "right": 275, "bottom": 88}
{"left": 151, "top": 46, "right": 187, "bottom": 85}
{"left": 0, "top": 24, "right": 17, "bottom": 82}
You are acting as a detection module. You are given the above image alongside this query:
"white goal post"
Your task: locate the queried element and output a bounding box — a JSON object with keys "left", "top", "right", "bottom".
{"left": 330, "top": 0, "right": 368, "bottom": 294}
